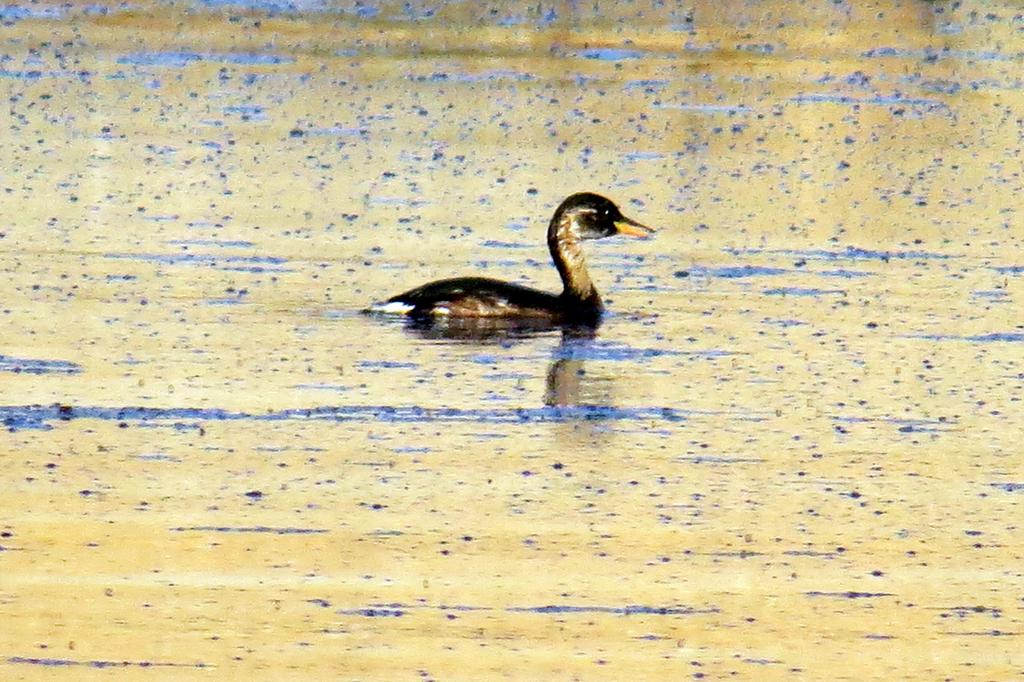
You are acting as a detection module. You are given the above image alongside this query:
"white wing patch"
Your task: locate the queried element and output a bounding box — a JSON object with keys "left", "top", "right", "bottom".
{"left": 368, "top": 300, "right": 416, "bottom": 315}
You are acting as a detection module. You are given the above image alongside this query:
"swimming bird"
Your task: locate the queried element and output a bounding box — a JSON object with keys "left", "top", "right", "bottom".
{"left": 366, "top": 192, "right": 654, "bottom": 324}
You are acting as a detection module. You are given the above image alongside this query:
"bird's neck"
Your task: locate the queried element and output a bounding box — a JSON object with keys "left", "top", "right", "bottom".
{"left": 548, "top": 213, "right": 601, "bottom": 306}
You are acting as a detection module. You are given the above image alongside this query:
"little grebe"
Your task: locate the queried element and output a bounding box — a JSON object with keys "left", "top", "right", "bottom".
{"left": 366, "top": 192, "right": 654, "bottom": 323}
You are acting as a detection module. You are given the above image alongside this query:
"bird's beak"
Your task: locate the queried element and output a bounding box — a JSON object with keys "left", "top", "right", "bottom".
{"left": 614, "top": 215, "right": 655, "bottom": 239}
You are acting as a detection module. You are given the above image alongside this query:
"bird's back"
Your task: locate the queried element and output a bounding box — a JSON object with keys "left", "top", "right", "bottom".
{"left": 367, "top": 276, "right": 571, "bottom": 319}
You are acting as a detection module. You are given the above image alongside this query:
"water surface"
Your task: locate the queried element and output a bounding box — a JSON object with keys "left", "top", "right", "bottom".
{"left": 1, "top": 1, "right": 1022, "bottom": 679}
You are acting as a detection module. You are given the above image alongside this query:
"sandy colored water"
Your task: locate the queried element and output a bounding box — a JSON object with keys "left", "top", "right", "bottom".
{"left": 1, "top": 1, "right": 1022, "bottom": 679}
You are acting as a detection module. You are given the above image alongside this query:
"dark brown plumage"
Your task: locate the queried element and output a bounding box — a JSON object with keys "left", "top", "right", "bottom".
{"left": 366, "top": 193, "right": 653, "bottom": 324}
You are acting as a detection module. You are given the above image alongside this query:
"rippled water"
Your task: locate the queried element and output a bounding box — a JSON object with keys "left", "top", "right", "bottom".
{"left": 1, "top": 1, "right": 1022, "bottom": 679}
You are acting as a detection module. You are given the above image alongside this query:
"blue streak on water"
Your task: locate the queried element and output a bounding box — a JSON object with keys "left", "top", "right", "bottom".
{"left": 993, "top": 265, "right": 1024, "bottom": 274}
{"left": 990, "top": 483, "right": 1024, "bottom": 493}
{"left": 506, "top": 604, "right": 717, "bottom": 616}
{"left": 580, "top": 48, "right": 647, "bottom": 61}
{"left": 480, "top": 240, "right": 531, "bottom": 249}
{"left": 2, "top": 413, "right": 52, "bottom": 431}
{"left": 105, "top": 252, "right": 286, "bottom": 265}
{"left": 676, "top": 456, "right": 766, "bottom": 464}
{"left": 861, "top": 47, "right": 1019, "bottom": 62}
{"left": 435, "top": 604, "right": 494, "bottom": 612}
{"left": 0, "top": 355, "right": 82, "bottom": 375}
{"left": 971, "top": 290, "right": 1010, "bottom": 301}
{"left": 917, "top": 78, "right": 962, "bottom": 95}
{"left": 338, "top": 608, "right": 405, "bottom": 617}
{"left": 165, "top": 239, "right": 256, "bottom": 249}
{"left": 471, "top": 355, "right": 499, "bottom": 365}
{"left": 0, "top": 5, "right": 67, "bottom": 19}
{"left": 133, "top": 453, "right": 180, "bottom": 461}
{"left": 495, "top": 7, "right": 558, "bottom": 26}
{"left": 357, "top": 360, "right": 418, "bottom": 369}
{"left": 482, "top": 372, "right": 533, "bottom": 381}
{"left": 623, "top": 79, "right": 668, "bottom": 91}
{"left": 552, "top": 341, "right": 736, "bottom": 362}
{"left": 104, "top": 252, "right": 289, "bottom": 272}
{"left": 623, "top": 151, "right": 664, "bottom": 161}
{"left": 909, "top": 333, "right": 1024, "bottom": 343}
{"left": 762, "top": 287, "right": 845, "bottom": 296}
{"left": 142, "top": 421, "right": 204, "bottom": 432}
{"left": 223, "top": 105, "right": 262, "bottom": 113}
{"left": 408, "top": 70, "right": 536, "bottom": 83}
{"left": 735, "top": 43, "right": 775, "bottom": 54}
{"left": 688, "top": 265, "right": 789, "bottom": 278}
{"left": 343, "top": 603, "right": 465, "bottom": 615}
{"left": 859, "top": 47, "right": 918, "bottom": 58}
{"left": 727, "top": 246, "right": 954, "bottom": 261}
{"left": 7, "top": 657, "right": 209, "bottom": 669}
{"left": 791, "top": 93, "right": 949, "bottom": 111}
{"left": 223, "top": 104, "right": 266, "bottom": 120}
{"left": 346, "top": 602, "right": 713, "bottom": 616}
{"left": 195, "top": 0, "right": 327, "bottom": 9}
{"left": 652, "top": 102, "right": 755, "bottom": 114}
{"left": 291, "top": 383, "right": 351, "bottom": 391}
{"left": 218, "top": 265, "right": 295, "bottom": 273}
{"left": 117, "top": 51, "right": 294, "bottom": 67}
{"left": 831, "top": 416, "right": 953, "bottom": 431}
{"left": 0, "top": 403, "right": 700, "bottom": 432}
{"left": 0, "top": 69, "right": 92, "bottom": 80}
{"left": 804, "top": 591, "right": 895, "bottom": 599}
{"left": 170, "top": 526, "right": 329, "bottom": 534}
{"left": 472, "top": 258, "right": 523, "bottom": 267}
{"left": 294, "top": 125, "right": 367, "bottom": 137}
{"left": 366, "top": 196, "right": 429, "bottom": 207}
{"left": 816, "top": 269, "right": 874, "bottom": 278}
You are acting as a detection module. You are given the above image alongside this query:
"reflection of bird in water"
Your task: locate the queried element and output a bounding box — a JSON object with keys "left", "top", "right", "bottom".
{"left": 366, "top": 193, "right": 654, "bottom": 325}
{"left": 398, "top": 319, "right": 609, "bottom": 410}
{"left": 400, "top": 316, "right": 571, "bottom": 343}
{"left": 544, "top": 326, "right": 598, "bottom": 408}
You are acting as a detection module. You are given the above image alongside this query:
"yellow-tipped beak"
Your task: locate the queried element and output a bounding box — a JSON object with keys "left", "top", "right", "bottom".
{"left": 615, "top": 216, "right": 656, "bottom": 239}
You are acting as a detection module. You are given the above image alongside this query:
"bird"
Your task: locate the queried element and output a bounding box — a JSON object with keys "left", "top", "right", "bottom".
{"left": 365, "top": 192, "right": 654, "bottom": 324}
